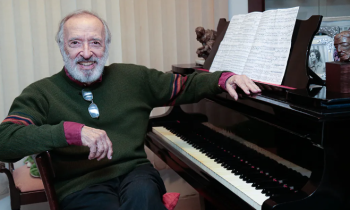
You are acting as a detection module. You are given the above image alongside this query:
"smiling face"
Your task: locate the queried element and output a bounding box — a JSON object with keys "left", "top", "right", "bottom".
{"left": 309, "top": 52, "right": 316, "bottom": 62}
{"left": 62, "top": 14, "right": 108, "bottom": 83}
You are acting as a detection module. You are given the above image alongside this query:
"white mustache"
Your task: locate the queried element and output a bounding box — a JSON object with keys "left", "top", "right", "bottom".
{"left": 75, "top": 56, "right": 99, "bottom": 64}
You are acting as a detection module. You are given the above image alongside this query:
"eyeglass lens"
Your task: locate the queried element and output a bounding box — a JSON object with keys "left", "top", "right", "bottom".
{"left": 82, "top": 89, "right": 100, "bottom": 118}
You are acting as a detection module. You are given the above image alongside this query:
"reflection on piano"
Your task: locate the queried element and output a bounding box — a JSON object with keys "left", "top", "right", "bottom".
{"left": 146, "top": 16, "right": 350, "bottom": 210}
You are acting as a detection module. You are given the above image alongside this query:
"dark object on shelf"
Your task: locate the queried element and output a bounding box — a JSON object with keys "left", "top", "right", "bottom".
{"left": 326, "top": 61, "right": 350, "bottom": 93}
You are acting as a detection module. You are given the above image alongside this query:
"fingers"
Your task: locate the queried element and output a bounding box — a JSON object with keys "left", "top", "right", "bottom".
{"left": 81, "top": 126, "right": 113, "bottom": 161}
{"left": 88, "top": 144, "right": 97, "bottom": 160}
{"left": 245, "top": 79, "right": 261, "bottom": 93}
{"left": 227, "top": 75, "right": 261, "bottom": 96}
{"left": 106, "top": 136, "right": 113, "bottom": 160}
{"left": 226, "top": 82, "right": 238, "bottom": 100}
{"left": 225, "top": 75, "right": 262, "bottom": 100}
{"left": 96, "top": 133, "right": 112, "bottom": 161}
{"left": 95, "top": 140, "right": 106, "bottom": 161}
{"left": 236, "top": 75, "right": 261, "bottom": 94}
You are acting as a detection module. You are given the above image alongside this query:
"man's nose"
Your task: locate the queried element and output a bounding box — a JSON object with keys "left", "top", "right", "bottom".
{"left": 80, "top": 43, "right": 92, "bottom": 59}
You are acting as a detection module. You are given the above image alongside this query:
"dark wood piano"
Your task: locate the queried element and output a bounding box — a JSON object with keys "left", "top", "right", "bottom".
{"left": 146, "top": 16, "right": 350, "bottom": 210}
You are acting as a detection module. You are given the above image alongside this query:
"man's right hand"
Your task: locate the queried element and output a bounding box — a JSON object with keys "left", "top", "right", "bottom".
{"left": 81, "top": 126, "right": 113, "bottom": 161}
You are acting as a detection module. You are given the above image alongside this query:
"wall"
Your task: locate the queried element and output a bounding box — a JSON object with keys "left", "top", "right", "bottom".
{"left": 0, "top": 0, "right": 229, "bottom": 120}
{"left": 266, "top": 0, "right": 350, "bottom": 20}
{"left": 228, "top": 0, "right": 248, "bottom": 19}
{"left": 0, "top": 1, "right": 228, "bottom": 210}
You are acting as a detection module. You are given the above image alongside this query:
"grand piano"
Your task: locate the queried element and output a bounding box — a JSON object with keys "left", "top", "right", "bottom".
{"left": 146, "top": 15, "right": 350, "bottom": 210}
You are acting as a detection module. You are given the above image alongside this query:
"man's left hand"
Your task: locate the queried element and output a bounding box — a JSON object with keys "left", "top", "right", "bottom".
{"left": 225, "top": 75, "right": 261, "bottom": 100}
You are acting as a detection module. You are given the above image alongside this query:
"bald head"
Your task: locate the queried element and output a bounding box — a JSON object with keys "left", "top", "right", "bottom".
{"left": 56, "top": 10, "right": 111, "bottom": 47}
{"left": 64, "top": 13, "right": 105, "bottom": 38}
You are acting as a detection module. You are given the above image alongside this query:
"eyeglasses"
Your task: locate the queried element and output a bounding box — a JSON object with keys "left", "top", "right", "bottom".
{"left": 82, "top": 89, "right": 99, "bottom": 118}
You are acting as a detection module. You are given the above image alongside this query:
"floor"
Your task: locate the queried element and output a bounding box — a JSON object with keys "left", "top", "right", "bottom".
{"left": 0, "top": 155, "right": 203, "bottom": 210}
{"left": 0, "top": 194, "right": 49, "bottom": 210}
{"left": 0, "top": 194, "right": 202, "bottom": 210}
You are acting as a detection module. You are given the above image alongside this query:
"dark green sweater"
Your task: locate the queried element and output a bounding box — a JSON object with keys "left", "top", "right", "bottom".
{"left": 0, "top": 63, "right": 223, "bottom": 202}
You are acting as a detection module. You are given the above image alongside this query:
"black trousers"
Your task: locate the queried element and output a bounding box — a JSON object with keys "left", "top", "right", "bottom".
{"left": 60, "top": 164, "right": 167, "bottom": 210}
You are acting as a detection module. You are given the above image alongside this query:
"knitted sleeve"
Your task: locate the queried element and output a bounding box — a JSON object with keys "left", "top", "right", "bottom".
{"left": 0, "top": 83, "right": 68, "bottom": 162}
{"left": 140, "top": 66, "right": 225, "bottom": 107}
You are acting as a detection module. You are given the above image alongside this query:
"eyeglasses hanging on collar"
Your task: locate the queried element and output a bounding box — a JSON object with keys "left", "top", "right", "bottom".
{"left": 82, "top": 89, "right": 99, "bottom": 119}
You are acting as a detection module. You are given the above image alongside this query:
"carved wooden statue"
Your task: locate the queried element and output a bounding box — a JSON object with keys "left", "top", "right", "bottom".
{"left": 195, "top": 27, "right": 217, "bottom": 59}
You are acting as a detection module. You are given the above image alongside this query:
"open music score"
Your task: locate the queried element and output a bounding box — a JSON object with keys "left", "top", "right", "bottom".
{"left": 210, "top": 7, "right": 299, "bottom": 85}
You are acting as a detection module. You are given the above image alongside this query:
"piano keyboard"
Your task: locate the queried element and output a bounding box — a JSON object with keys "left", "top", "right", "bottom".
{"left": 153, "top": 123, "right": 310, "bottom": 210}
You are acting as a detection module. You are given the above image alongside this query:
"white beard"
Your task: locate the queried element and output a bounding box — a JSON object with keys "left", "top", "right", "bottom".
{"left": 62, "top": 49, "right": 109, "bottom": 83}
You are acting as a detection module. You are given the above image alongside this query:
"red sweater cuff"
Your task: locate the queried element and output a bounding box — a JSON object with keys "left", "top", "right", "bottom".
{"left": 63, "top": 122, "right": 84, "bottom": 146}
{"left": 219, "top": 72, "right": 236, "bottom": 91}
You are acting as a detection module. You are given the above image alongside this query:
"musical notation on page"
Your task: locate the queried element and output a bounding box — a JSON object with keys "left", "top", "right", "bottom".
{"left": 210, "top": 7, "right": 299, "bottom": 86}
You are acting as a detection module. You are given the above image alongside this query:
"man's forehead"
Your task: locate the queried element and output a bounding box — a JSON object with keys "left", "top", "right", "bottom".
{"left": 64, "top": 14, "right": 104, "bottom": 36}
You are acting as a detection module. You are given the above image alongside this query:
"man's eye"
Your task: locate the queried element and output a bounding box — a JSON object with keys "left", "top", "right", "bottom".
{"left": 92, "top": 41, "right": 100, "bottom": 45}
{"left": 71, "top": 41, "right": 78, "bottom": 45}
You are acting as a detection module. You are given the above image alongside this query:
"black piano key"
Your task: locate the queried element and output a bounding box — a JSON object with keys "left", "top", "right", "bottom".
{"left": 241, "top": 172, "right": 265, "bottom": 180}
{"left": 263, "top": 186, "right": 292, "bottom": 196}
{"left": 253, "top": 180, "right": 281, "bottom": 189}
{"left": 252, "top": 181, "right": 283, "bottom": 189}
{"left": 245, "top": 177, "right": 271, "bottom": 184}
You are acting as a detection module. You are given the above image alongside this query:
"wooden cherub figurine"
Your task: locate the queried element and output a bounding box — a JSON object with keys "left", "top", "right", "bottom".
{"left": 195, "top": 26, "right": 217, "bottom": 59}
{"left": 334, "top": 31, "right": 350, "bottom": 62}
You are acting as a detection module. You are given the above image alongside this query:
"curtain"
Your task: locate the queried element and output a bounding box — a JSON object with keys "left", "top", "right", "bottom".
{"left": 0, "top": 0, "right": 228, "bottom": 120}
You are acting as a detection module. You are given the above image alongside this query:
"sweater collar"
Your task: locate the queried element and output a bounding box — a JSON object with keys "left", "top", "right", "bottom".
{"left": 64, "top": 68, "right": 102, "bottom": 87}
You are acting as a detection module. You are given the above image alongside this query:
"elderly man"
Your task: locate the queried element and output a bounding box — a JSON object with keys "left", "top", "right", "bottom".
{"left": 0, "top": 10, "right": 260, "bottom": 210}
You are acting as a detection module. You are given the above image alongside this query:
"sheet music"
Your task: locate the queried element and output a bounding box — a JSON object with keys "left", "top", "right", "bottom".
{"left": 210, "top": 7, "right": 299, "bottom": 85}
